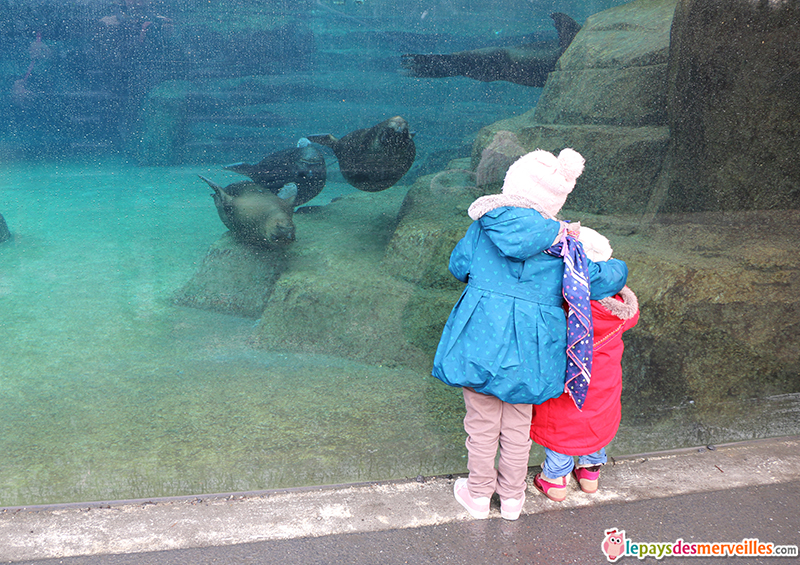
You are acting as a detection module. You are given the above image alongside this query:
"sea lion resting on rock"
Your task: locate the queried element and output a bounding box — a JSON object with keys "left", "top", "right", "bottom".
{"left": 223, "top": 142, "right": 327, "bottom": 206}
{"left": 306, "top": 116, "right": 416, "bottom": 192}
{"left": 401, "top": 13, "right": 581, "bottom": 87}
{"left": 199, "top": 176, "right": 296, "bottom": 249}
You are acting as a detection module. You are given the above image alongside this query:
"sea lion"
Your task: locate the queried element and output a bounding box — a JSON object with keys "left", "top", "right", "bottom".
{"left": 199, "top": 176, "right": 296, "bottom": 248}
{"left": 401, "top": 13, "right": 581, "bottom": 87}
{"left": 306, "top": 116, "right": 416, "bottom": 192}
{"left": 223, "top": 142, "right": 327, "bottom": 206}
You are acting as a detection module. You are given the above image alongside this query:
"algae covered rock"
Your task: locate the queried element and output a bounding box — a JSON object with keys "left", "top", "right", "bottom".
{"left": 470, "top": 0, "right": 676, "bottom": 216}
{"left": 474, "top": 131, "right": 526, "bottom": 188}
{"left": 382, "top": 168, "right": 477, "bottom": 290}
{"left": 173, "top": 231, "right": 289, "bottom": 318}
{"left": 563, "top": 208, "right": 800, "bottom": 410}
{"left": 472, "top": 0, "right": 798, "bottom": 215}
{"left": 380, "top": 167, "right": 481, "bottom": 358}
{"left": 538, "top": 0, "right": 675, "bottom": 127}
{"left": 175, "top": 169, "right": 800, "bottom": 411}
{"left": 251, "top": 188, "right": 435, "bottom": 370}
{"left": 661, "top": 0, "right": 800, "bottom": 211}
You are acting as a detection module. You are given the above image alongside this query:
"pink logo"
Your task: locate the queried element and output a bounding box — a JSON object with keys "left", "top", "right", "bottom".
{"left": 602, "top": 528, "right": 626, "bottom": 561}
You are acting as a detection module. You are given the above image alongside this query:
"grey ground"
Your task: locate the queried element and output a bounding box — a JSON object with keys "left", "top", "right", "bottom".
{"left": 2, "top": 436, "right": 798, "bottom": 564}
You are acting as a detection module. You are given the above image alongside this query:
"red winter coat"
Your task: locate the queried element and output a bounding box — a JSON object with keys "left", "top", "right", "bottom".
{"left": 530, "top": 286, "right": 639, "bottom": 455}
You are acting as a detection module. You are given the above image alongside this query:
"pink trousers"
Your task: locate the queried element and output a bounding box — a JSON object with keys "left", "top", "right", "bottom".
{"left": 462, "top": 387, "right": 533, "bottom": 500}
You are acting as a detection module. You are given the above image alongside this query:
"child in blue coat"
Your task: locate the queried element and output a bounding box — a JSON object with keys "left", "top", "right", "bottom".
{"left": 432, "top": 148, "right": 628, "bottom": 520}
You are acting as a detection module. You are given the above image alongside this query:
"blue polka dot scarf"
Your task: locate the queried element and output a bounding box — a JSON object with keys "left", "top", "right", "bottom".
{"left": 546, "top": 226, "right": 593, "bottom": 410}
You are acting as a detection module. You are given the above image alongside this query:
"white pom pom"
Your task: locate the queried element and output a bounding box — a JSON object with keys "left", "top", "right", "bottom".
{"left": 579, "top": 226, "right": 613, "bottom": 262}
{"left": 557, "top": 148, "right": 585, "bottom": 183}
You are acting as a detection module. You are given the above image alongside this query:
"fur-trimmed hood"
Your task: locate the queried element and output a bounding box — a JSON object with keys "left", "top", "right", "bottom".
{"left": 467, "top": 193, "right": 555, "bottom": 221}
{"left": 597, "top": 286, "right": 638, "bottom": 319}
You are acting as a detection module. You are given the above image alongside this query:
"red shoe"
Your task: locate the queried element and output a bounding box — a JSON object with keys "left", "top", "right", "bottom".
{"left": 533, "top": 473, "right": 568, "bottom": 502}
{"left": 573, "top": 465, "right": 601, "bottom": 493}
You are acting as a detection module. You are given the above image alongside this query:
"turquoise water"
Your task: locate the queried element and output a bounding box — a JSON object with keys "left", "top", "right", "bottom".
{"left": 0, "top": 0, "right": 551, "bottom": 504}
{"left": 2, "top": 159, "right": 799, "bottom": 506}
{"left": 0, "top": 159, "right": 470, "bottom": 505}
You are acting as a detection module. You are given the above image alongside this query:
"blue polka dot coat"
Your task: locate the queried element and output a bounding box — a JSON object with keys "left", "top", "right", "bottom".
{"left": 432, "top": 206, "right": 628, "bottom": 405}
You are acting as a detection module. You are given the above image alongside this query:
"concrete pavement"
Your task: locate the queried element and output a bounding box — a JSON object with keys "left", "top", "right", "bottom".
{"left": 2, "top": 436, "right": 799, "bottom": 564}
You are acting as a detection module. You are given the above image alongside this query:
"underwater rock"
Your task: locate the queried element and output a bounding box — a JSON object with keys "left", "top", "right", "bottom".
{"left": 429, "top": 169, "right": 477, "bottom": 196}
{"left": 659, "top": 0, "right": 800, "bottom": 211}
{"left": 173, "top": 232, "right": 288, "bottom": 318}
{"left": 254, "top": 188, "right": 434, "bottom": 369}
{"left": 136, "top": 80, "right": 192, "bottom": 166}
{"left": 401, "top": 13, "right": 581, "bottom": 87}
{"left": 199, "top": 176, "right": 296, "bottom": 249}
{"left": 0, "top": 213, "right": 10, "bottom": 243}
{"left": 608, "top": 209, "right": 800, "bottom": 408}
{"left": 473, "top": 0, "right": 798, "bottom": 214}
{"left": 471, "top": 0, "right": 676, "bottom": 215}
{"left": 473, "top": 121, "right": 669, "bottom": 215}
{"left": 194, "top": 159, "right": 800, "bottom": 405}
{"left": 223, "top": 143, "right": 327, "bottom": 206}
{"left": 475, "top": 130, "right": 526, "bottom": 187}
{"left": 385, "top": 174, "right": 800, "bottom": 407}
{"left": 538, "top": 0, "right": 674, "bottom": 127}
{"left": 383, "top": 168, "right": 478, "bottom": 289}
{"left": 257, "top": 268, "right": 429, "bottom": 368}
{"left": 307, "top": 116, "right": 416, "bottom": 192}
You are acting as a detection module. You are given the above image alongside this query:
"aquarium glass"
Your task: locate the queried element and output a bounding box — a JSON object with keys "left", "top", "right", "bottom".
{"left": 0, "top": 0, "right": 797, "bottom": 506}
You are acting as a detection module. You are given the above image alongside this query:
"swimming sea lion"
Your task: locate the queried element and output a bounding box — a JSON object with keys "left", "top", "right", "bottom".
{"left": 306, "top": 116, "right": 416, "bottom": 192}
{"left": 401, "top": 13, "right": 581, "bottom": 87}
{"left": 223, "top": 143, "right": 327, "bottom": 206}
{"left": 199, "top": 176, "right": 296, "bottom": 248}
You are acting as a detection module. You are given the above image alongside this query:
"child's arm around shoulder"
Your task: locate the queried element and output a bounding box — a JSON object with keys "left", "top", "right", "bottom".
{"left": 588, "top": 258, "right": 628, "bottom": 300}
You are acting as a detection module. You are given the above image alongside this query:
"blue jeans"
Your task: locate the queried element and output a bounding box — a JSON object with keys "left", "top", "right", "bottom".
{"left": 542, "top": 448, "right": 607, "bottom": 480}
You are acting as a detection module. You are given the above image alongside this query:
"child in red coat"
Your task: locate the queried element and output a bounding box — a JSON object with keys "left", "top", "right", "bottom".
{"left": 530, "top": 228, "right": 639, "bottom": 501}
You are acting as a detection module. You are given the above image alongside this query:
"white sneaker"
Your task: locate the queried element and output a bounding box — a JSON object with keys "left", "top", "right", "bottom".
{"left": 500, "top": 493, "right": 525, "bottom": 520}
{"left": 453, "top": 478, "right": 490, "bottom": 519}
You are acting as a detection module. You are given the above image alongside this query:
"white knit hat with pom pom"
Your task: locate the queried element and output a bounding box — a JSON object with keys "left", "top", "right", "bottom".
{"left": 501, "top": 148, "right": 585, "bottom": 218}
